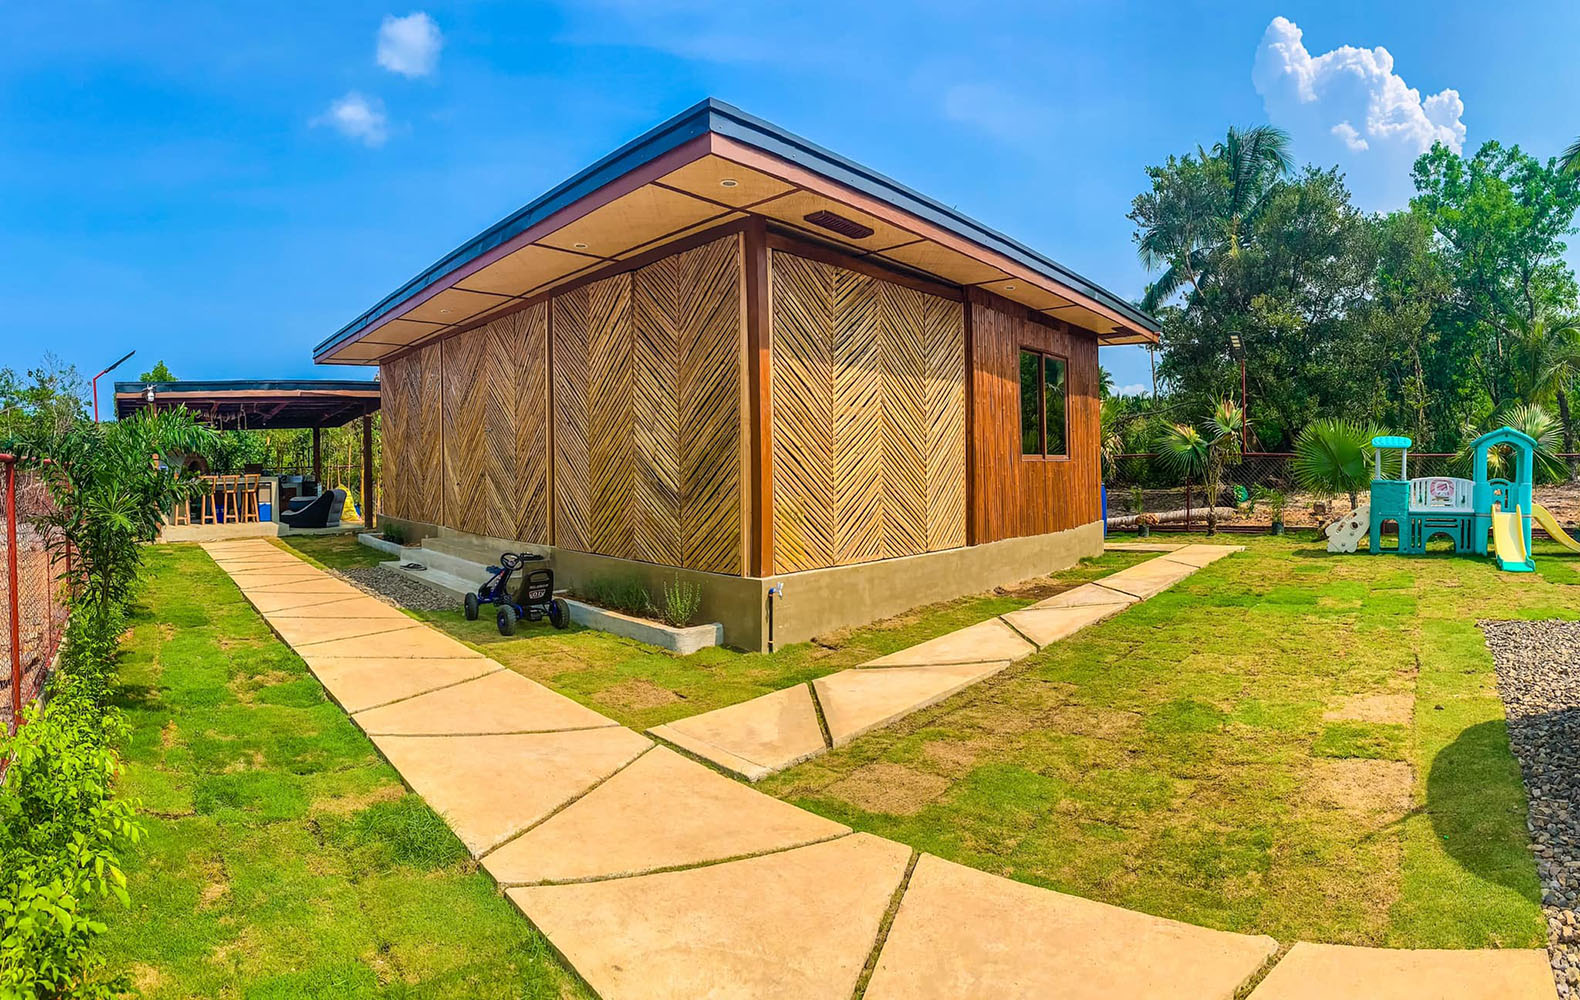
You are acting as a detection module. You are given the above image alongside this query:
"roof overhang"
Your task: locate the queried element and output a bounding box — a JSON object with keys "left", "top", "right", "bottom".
{"left": 115, "top": 379, "right": 381, "bottom": 429}
{"left": 315, "top": 99, "right": 1160, "bottom": 366}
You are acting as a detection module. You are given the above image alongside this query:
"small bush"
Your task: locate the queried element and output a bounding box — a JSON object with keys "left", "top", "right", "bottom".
{"left": 584, "top": 576, "right": 652, "bottom": 617}
{"left": 658, "top": 575, "right": 703, "bottom": 628}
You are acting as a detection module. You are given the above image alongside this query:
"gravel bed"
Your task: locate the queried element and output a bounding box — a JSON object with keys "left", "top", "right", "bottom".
{"left": 1482, "top": 619, "right": 1580, "bottom": 997}
{"left": 333, "top": 566, "right": 459, "bottom": 613}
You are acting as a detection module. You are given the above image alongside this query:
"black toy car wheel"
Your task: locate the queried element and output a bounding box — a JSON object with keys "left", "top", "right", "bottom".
{"left": 548, "top": 597, "right": 569, "bottom": 630}
{"left": 464, "top": 592, "right": 479, "bottom": 621}
{"left": 496, "top": 604, "right": 518, "bottom": 636}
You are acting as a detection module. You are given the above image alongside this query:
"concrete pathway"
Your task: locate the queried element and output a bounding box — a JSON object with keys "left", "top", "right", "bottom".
{"left": 200, "top": 538, "right": 1557, "bottom": 1000}
{"left": 650, "top": 544, "right": 1241, "bottom": 782}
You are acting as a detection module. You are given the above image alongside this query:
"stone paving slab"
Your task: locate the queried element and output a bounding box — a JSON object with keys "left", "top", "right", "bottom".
{"left": 355, "top": 669, "right": 616, "bottom": 736}
{"left": 307, "top": 656, "right": 503, "bottom": 714}
{"left": 1103, "top": 542, "right": 1184, "bottom": 552}
{"left": 813, "top": 662, "right": 1011, "bottom": 747}
{"left": 862, "top": 617, "right": 1035, "bottom": 668}
{"left": 269, "top": 617, "right": 425, "bottom": 648}
{"left": 1029, "top": 582, "right": 1140, "bottom": 611}
{"left": 243, "top": 591, "right": 370, "bottom": 614}
{"left": 509, "top": 833, "right": 910, "bottom": 1000}
{"left": 649, "top": 684, "right": 827, "bottom": 781}
{"left": 866, "top": 854, "right": 1278, "bottom": 1000}
{"left": 372, "top": 728, "right": 652, "bottom": 856}
{"left": 241, "top": 577, "right": 366, "bottom": 596}
{"left": 226, "top": 569, "right": 329, "bottom": 588}
{"left": 1160, "top": 543, "right": 1245, "bottom": 569}
{"left": 209, "top": 553, "right": 306, "bottom": 568}
{"left": 295, "top": 626, "right": 484, "bottom": 660}
{"left": 1090, "top": 557, "right": 1201, "bottom": 600}
{"left": 262, "top": 596, "right": 406, "bottom": 620}
{"left": 1001, "top": 600, "right": 1128, "bottom": 647}
{"left": 483, "top": 746, "right": 849, "bottom": 885}
{"left": 1247, "top": 943, "right": 1557, "bottom": 1000}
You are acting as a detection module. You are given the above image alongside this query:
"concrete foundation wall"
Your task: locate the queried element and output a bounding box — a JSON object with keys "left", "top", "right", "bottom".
{"left": 373, "top": 515, "right": 1103, "bottom": 652}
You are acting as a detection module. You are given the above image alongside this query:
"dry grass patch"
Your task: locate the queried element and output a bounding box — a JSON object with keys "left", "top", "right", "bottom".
{"left": 1323, "top": 692, "right": 1413, "bottom": 725}
{"left": 825, "top": 763, "right": 950, "bottom": 816}
{"left": 599, "top": 678, "right": 683, "bottom": 711}
{"left": 1309, "top": 759, "right": 1413, "bottom": 818}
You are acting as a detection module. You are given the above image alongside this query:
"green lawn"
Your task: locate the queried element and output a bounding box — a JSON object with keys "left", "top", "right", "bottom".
{"left": 103, "top": 545, "right": 586, "bottom": 998}
{"left": 277, "top": 533, "right": 1151, "bottom": 731}
{"left": 756, "top": 534, "right": 1576, "bottom": 948}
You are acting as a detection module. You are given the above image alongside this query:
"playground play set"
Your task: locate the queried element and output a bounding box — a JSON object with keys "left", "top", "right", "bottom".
{"left": 1325, "top": 426, "right": 1580, "bottom": 570}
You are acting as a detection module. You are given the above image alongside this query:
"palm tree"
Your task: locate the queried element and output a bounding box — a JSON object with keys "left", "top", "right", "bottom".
{"left": 1457, "top": 402, "right": 1569, "bottom": 484}
{"left": 1136, "top": 124, "right": 1293, "bottom": 312}
{"left": 1293, "top": 418, "right": 1381, "bottom": 512}
{"left": 1505, "top": 312, "right": 1580, "bottom": 462}
{"left": 1562, "top": 137, "right": 1580, "bottom": 174}
{"left": 1157, "top": 399, "right": 1244, "bottom": 535}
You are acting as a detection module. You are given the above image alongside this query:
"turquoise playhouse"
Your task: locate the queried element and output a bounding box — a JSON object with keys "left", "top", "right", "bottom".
{"left": 1323, "top": 426, "right": 1580, "bottom": 571}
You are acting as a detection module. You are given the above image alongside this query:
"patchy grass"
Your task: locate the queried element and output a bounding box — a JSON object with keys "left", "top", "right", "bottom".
{"left": 274, "top": 533, "right": 386, "bottom": 571}
{"left": 757, "top": 534, "right": 1577, "bottom": 948}
{"left": 103, "top": 545, "right": 586, "bottom": 998}
{"left": 410, "top": 551, "right": 1152, "bottom": 731}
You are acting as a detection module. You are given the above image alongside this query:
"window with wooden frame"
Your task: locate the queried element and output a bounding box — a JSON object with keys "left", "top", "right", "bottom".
{"left": 1018, "top": 348, "right": 1068, "bottom": 459}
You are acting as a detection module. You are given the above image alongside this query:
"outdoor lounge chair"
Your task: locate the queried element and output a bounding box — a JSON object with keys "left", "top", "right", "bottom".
{"left": 279, "top": 489, "right": 345, "bottom": 529}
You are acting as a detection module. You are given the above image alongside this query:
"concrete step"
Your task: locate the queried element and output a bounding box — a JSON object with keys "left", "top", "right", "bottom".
{"left": 397, "top": 543, "right": 494, "bottom": 585}
{"left": 382, "top": 558, "right": 476, "bottom": 602}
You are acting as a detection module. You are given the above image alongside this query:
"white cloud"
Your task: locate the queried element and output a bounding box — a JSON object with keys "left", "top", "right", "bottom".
{"left": 942, "top": 82, "right": 1056, "bottom": 143}
{"left": 1253, "top": 16, "right": 1465, "bottom": 157}
{"left": 313, "top": 92, "right": 389, "bottom": 147}
{"left": 377, "top": 12, "right": 442, "bottom": 77}
{"left": 1115, "top": 383, "right": 1148, "bottom": 397}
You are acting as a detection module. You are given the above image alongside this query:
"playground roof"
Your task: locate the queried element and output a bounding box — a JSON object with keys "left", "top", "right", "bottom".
{"left": 1372, "top": 435, "right": 1413, "bottom": 449}
{"left": 114, "top": 379, "right": 381, "bottom": 430}
{"left": 314, "top": 98, "right": 1160, "bottom": 366}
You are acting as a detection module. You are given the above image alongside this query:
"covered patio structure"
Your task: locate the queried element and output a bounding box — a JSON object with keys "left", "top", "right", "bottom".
{"left": 114, "top": 378, "right": 381, "bottom": 537}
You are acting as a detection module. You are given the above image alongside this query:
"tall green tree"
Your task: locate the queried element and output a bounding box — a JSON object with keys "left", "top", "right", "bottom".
{"left": 137, "top": 360, "right": 177, "bottom": 382}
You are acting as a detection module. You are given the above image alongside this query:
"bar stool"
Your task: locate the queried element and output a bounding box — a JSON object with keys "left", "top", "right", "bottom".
{"left": 200, "top": 477, "right": 217, "bottom": 525}
{"left": 221, "top": 475, "right": 240, "bottom": 524}
{"left": 242, "top": 474, "right": 260, "bottom": 522}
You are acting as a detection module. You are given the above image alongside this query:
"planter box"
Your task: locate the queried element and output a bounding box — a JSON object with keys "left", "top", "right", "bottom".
{"left": 564, "top": 599, "right": 722, "bottom": 655}
{"left": 358, "top": 532, "right": 404, "bottom": 557}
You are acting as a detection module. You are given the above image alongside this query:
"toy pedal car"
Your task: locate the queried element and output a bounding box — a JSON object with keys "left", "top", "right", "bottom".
{"left": 462, "top": 552, "right": 568, "bottom": 635}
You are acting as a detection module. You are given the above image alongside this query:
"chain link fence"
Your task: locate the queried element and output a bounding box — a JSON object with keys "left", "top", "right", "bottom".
{"left": 1105, "top": 452, "right": 1580, "bottom": 532}
{"left": 1, "top": 457, "right": 70, "bottom": 737}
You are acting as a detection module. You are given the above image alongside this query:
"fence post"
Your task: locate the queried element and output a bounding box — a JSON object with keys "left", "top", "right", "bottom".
{"left": 6, "top": 460, "right": 20, "bottom": 735}
{"left": 1184, "top": 479, "right": 1192, "bottom": 532}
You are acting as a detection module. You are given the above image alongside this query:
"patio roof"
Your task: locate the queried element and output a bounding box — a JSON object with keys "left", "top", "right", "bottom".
{"left": 315, "top": 98, "right": 1160, "bottom": 366}
{"left": 114, "top": 379, "right": 381, "bottom": 430}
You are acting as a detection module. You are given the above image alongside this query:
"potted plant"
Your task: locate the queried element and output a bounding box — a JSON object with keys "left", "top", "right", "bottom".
{"left": 1131, "top": 486, "right": 1152, "bottom": 537}
{"left": 1265, "top": 489, "right": 1288, "bottom": 535}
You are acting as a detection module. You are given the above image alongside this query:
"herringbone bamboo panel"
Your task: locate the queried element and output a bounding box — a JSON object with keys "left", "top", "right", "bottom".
{"left": 440, "top": 327, "right": 486, "bottom": 536}
{"left": 586, "top": 272, "right": 635, "bottom": 559}
{"left": 382, "top": 343, "right": 442, "bottom": 524}
{"left": 923, "top": 293, "right": 967, "bottom": 551}
{"left": 554, "top": 285, "right": 592, "bottom": 554}
{"left": 552, "top": 235, "right": 743, "bottom": 573}
{"left": 514, "top": 302, "right": 550, "bottom": 544}
{"left": 771, "top": 252, "right": 966, "bottom": 574}
{"left": 677, "top": 235, "right": 742, "bottom": 574}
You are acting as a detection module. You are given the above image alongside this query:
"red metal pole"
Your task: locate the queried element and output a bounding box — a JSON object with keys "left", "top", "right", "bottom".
{"left": 6, "top": 461, "right": 20, "bottom": 734}
{"left": 1241, "top": 356, "right": 1248, "bottom": 449}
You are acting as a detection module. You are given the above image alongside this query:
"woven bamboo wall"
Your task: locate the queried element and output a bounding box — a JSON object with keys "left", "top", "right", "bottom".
{"left": 553, "top": 235, "right": 744, "bottom": 574}
{"left": 438, "top": 302, "right": 549, "bottom": 542}
{"left": 969, "top": 288, "right": 1101, "bottom": 542}
{"left": 378, "top": 341, "right": 442, "bottom": 524}
{"left": 770, "top": 251, "right": 966, "bottom": 574}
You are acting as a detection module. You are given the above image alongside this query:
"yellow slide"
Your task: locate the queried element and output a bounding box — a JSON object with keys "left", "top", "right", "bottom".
{"left": 1532, "top": 502, "right": 1580, "bottom": 553}
{"left": 1491, "top": 505, "right": 1534, "bottom": 572}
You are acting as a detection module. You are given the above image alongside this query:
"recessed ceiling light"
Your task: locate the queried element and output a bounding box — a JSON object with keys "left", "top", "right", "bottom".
{"left": 720, "top": 178, "right": 739, "bottom": 188}
{"left": 573, "top": 242, "right": 589, "bottom": 249}
{"left": 438, "top": 307, "right": 451, "bottom": 314}
{"left": 1005, "top": 284, "right": 1017, "bottom": 291}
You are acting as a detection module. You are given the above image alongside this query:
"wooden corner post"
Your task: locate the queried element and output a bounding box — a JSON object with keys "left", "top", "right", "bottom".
{"left": 361, "top": 413, "right": 375, "bottom": 529}
{"left": 744, "top": 217, "right": 773, "bottom": 578}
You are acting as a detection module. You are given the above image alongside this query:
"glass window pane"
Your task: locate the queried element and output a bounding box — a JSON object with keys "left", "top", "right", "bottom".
{"left": 1019, "top": 351, "right": 1042, "bottom": 455}
{"left": 1043, "top": 356, "right": 1067, "bottom": 456}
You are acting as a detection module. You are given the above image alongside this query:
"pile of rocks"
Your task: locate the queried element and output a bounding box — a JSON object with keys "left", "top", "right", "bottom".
{"left": 335, "top": 565, "right": 457, "bottom": 613}
{"left": 1482, "top": 619, "right": 1580, "bottom": 997}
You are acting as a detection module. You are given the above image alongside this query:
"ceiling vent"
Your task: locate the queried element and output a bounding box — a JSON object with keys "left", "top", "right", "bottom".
{"left": 803, "top": 210, "right": 874, "bottom": 240}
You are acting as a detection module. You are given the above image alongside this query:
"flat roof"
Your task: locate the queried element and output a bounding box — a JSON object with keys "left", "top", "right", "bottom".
{"left": 115, "top": 379, "right": 380, "bottom": 430}
{"left": 316, "top": 99, "right": 1159, "bottom": 365}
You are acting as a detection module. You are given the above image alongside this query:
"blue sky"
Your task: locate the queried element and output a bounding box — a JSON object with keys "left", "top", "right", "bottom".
{"left": 5, "top": 1, "right": 1579, "bottom": 396}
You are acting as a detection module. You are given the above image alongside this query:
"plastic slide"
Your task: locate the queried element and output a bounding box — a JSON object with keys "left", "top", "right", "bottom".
{"left": 1531, "top": 503, "right": 1580, "bottom": 553}
{"left": 1491, "top": 505, "right": 1535, "bottom": 572}
{"left": 1325, "top": 505, "right": 1370, "bottom": 553}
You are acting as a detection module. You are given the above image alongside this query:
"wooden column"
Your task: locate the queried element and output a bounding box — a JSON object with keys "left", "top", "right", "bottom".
{"left": 361, "top": 413, "right": 375, "bottom": 529}
{"left": 311, "top": 426, "right": 322, "bottom": 485}
{"left": 743, "top": 217, "right": 773, "bottom": 578}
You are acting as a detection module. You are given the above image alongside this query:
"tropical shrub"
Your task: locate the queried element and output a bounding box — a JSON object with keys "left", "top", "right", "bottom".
{"left": 1156, "top": 399, "right": 1244, "bottom": 535}
{"left": 1293, "top": 418, "right": 1384, "bottom": 511}
{"left": 584, "top": 576, "right": 652, "bottom": 617}
{"left": 1456, "top": 402, "right": 1570, "bottom": 485}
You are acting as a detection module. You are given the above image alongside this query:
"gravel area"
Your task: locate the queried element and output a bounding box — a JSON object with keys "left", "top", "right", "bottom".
{"left": 1482, "top": 619, "right": 1580, "bottom": 997}
{"left": 333, "top": 565, "right": 459, "bottom": 613}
